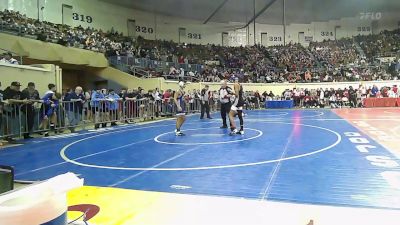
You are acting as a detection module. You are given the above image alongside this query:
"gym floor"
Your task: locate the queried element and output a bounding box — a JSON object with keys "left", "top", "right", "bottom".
{"left": 1, "top": 108, "right": 399, "bottom": 224}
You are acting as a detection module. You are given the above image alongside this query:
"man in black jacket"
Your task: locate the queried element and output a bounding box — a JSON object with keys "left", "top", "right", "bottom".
{"left": 348, "top": 86, "right": 357, "bottom": 108}
{"left": 200, "top": 85, "right": 212, "bottom": 119}
{"left": 21, "top": 82, "right": 41, "bottom": 139}
{"left": 2, "top": 82, "right": 29, "bottom": 143}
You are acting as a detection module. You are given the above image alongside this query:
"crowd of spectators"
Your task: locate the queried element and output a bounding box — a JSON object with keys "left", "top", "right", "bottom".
{"left": 356, "top": 29, "right": 400, "bottom": 59}
{"left": 0, "top": 9, "right": 130, "bottom": 54}
{"left": 236, "top": 84, "right": 400, "bottom": 110}
{"left": 137, "top": 39, "right": 399, "bottom": 83}
{"left": 309, "top": 38, "right": 358, "bottom": 68}
{"left": 0, "top": 79, "right": 218, "bottom": 144}
{"left": 1, "top": 9, "right": 400, "bottom": 84}
{"left": 273, "top": 84, "right": 400, "bottom": 109}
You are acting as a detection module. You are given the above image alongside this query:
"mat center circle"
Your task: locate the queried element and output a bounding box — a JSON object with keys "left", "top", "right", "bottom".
{"left": 154, "top": 127, "right": 263, "bottom": 145}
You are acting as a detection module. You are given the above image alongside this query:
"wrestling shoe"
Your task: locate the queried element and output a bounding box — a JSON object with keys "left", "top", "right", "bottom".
{"left": 237, "top": 130, "right": 244, "bottom": 135}
{"left": 175, "top": 130, "right": 185, "bottom": 136}
{"left": 229, "top": 129, "right": 238, "bottom": 136}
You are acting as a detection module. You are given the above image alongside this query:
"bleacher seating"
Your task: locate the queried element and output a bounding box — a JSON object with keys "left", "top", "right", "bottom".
{"left": 0, "top": 9, "right": 399, "bottom": 83}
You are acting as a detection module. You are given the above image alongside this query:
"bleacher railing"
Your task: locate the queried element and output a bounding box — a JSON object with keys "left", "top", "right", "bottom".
{"left": 108, "top": 56, "right": 205, "bottom": 74}
{"left": 376, "top": 51, "right": 400, "bottom": 58}
{"left": 0, "top": 97, "right": 208, "bottom": 139}
{"left": 108, "top": 55, "right": 333, "bottom": 81}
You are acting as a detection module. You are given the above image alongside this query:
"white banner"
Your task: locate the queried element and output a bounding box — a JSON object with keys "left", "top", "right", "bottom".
{"left": 204, "top": 60, "right": 220, "bottom": 66}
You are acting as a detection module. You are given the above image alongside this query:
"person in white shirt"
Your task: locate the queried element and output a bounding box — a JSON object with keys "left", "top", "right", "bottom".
{"left": 188, "top": 71, "right": 195, "bottom": 81}
{"left": 360, "top": 85, "right": 366, "bottom": 97}
{"left": 319, "top": 88, "right": 325, "bottom": 100}
{"left": 0, "top": 52, "right": 19, "bottom": 65}
{"left": 169, "top": 66, "right": 177, "bottom": 75}
{"left": 218, "top": 80, "right": 232, "bottom": 128}
{"left": 293, "top": 88, "right": 300, "bottom": 106}
{"left": 179, "top": 68, "right": 185, "bottom": 80}
{"left": 329, "top": 94, "right": 338, "bottom": 108}
{"left": 152, "top": 88, "right": 161, "bottom": 101}
{"left": 284, "top": 89, "right": 292, "bottom": 100}
{"left": 387, "top": 88, "right": 396, "bottom": 98}
{"left": 212, "top": 90, "right": 219, "bottom": 111}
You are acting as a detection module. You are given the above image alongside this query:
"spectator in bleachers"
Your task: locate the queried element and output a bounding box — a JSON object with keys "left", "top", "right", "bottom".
{"left": 1, "top": 9, "right": 400, "bottom": 84}
{"left": 136, "top": 88, "right": 147, "bottom": 119}
{"left": 91, "top": 89, "right": 106, "bottom": 129}
{"left": 100, "top": 89, "right": 110, "bottom": 127}
{"left": 371, "top": 85, "right": 379, "bottom": 97}
{"left": 3, "top": 79, "right": 400, "bottom": 144}
{"left": 106, "top": 89, "right": 121, "bottom": 126}
{"left": 83, "top": 90, "right": 92, "bottom": 121}
{"left": 356, "top": 29, "right": 400, "bottom": 59}
{"left": 329, "top": 93, "right": 339, "bottom": 108}
{"left": 282, "top": 89, "right": 291, "bottom": 100}
{"left": 40, "top": 92, "right": 61, "bottom": 136}
{"left": 2, "top": 81, "right": 26, "bottom": 143}
{"left": 348, "top": 86, "right": 357, "bottom": 108}
{"left": 152, "top": 88, "right": 162, "bottom": 117}
{"left": 123, "top": 89, "right": 136, "bottom": 123}
{"left": 0, "top": 52, "right": 19, "bottom": 65}
{"left": 303, "top": 93, "right": 313, "bottom": 108}
{"left": 388, "top": 87, "right": 396, "bottom": 98}
{"left": 144, "top": 89, "right": 157, "bottom": 119}
{"left": 45, "top": 83, "right": 57, "bottom": 96}
{"left": 21, "top": 82, "right": 40, "bottom": 139}
{"left": 64, "top": 86, "right": 85, "bottom": 132}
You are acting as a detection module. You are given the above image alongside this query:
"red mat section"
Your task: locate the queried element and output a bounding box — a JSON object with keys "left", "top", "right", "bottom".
{"left": 333, "top": 108, "right": 400, "bottom": 159}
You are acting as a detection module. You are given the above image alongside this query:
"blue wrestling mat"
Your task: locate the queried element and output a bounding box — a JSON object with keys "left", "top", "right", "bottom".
{"left": 1, "top": 109, "right": 399, "bottom": 210}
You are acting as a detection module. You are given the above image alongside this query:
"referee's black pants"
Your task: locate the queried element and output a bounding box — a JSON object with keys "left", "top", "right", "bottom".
{"left": 220, "top": 102, "right": 231, "bottom": 127}
{"left": 200, "top": 101, "right": 211, "bottom": 119}
{"left": 349, "top": 97, "right": 357, "bottom": 108}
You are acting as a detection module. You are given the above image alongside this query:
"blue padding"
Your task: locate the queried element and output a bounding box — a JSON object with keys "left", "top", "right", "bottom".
{"left": 265, "top": 100, "right": 294, "bottom": 108}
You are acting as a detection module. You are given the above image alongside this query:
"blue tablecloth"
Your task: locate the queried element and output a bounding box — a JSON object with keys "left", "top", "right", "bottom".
{"left": 265, "top": 100, "right": 294, "bottom": 109}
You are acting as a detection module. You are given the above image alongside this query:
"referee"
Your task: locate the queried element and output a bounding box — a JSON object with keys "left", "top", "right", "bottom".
{"left": 200, "top": 85, "right": 212, "bottom": 119}
{"left": 219, "top": 80, "right": 232, "bottom": 128}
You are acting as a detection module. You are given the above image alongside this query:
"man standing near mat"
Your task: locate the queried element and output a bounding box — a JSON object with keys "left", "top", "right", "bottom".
{"left": 174, "top": 81, "right": 186, "bottom": 136}
{"left": 228, "top": 77, "right": 245, "bottom": 135}
{"left": 219, "top": 80, "right": 232, "bottom": 128}
{"left": 200, "top": 85, "right": 212, "bottom": 119}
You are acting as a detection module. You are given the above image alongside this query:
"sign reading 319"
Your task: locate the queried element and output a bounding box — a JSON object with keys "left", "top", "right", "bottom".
{"left": 73, "top": 13, "right": 93, "bottom": 23}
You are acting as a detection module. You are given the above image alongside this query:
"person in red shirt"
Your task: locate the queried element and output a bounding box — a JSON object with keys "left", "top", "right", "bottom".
{"left": 162, "top": 89, "right": 172, "bottom": 113}
{"left": 382, "top": 86, "right": 388, "bottom": 97}
{"left": 393, "top": 85, "right": 398, "bottom": 95}
{"left": 163, "top": 89, "right": 171, "bottom": 101}
{"left": 303, "top": 93, "right": 312, "bottom": 108}
{"left": 343, "top": 88, "right": 349, "bottom": 98}
{"left": 178, "top": 56, "right": 185, "bottom": 64}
